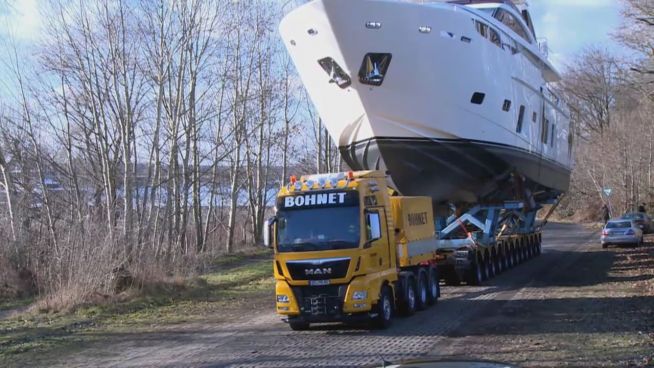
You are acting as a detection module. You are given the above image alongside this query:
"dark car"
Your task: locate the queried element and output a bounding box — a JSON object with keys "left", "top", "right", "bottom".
{"left": 620, "top": 212, "right": 652, "bottom": 234}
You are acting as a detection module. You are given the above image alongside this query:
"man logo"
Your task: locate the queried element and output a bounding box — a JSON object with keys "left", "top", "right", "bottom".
{"left": 305, "top": 267, "right": 332, "bottom": 276}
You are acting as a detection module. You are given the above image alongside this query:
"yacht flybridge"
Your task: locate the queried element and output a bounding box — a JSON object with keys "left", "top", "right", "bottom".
{"left": 280, "top": 0, "right": 572, "bottom": 204}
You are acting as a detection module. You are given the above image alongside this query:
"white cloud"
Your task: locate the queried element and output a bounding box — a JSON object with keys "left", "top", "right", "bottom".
{"left": 0, "top": 0, "right": 42, "bottom": 41}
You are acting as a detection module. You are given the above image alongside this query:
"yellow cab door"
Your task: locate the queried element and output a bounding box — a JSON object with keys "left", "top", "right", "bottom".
{"left": 362, "top": 206, "right": 391, "bottom": 272}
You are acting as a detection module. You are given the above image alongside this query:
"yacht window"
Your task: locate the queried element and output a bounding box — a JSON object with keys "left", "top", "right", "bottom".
{"left": 551, "top": 124, "right": 556, "bottom": 147}
{"left": 502, "top": 99, "right": 512, "bottom": 112}
{"left": 516, "top": 105, "right": 525, "bottom": 133}
{"left": 318, "top": 57, "right": 351, "bottom": 89}
{"left": 541, "top": 119, "right": 549, "bottom": 144}
{"left": 471, "top": 92, "right": 486, "bottom": 105}
{"left": 475, "top": 20, "right": 488, "bottom": 38}
{"left": 494, "top": 9, "right": 531, "bottom": 43}
{"left": 568, "top": 131, "right": 574, "bottom": 157}
{"left": 532, "top": 112, "right": 538, "bottom": 123}
{"left": 358, "top": 53, "right": 392, "bottom": 86}
{"left": 488, "top": 27, "right": 501, "bottom": 48}
{"left": 503, "top": 38, "right": 518, "bottom": 55}
{"left": 475, "top": 20, "right": 502, "bottom": 48}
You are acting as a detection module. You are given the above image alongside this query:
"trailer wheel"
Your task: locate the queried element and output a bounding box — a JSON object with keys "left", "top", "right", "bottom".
{"left": 371, "top": 285, "right": 393, "bottom": 329}
{"left": 426, "top": 267, "right": 439, "bottom": 305}
{"left": 495, "top": 250, "right": 503, "bottom": 274}
{"left": 288, "top": 319, "right": 310, "bottom": 331}
{"left": 399, "top": 275, "right": 417, "bottom": 316}
{"left": 416, "top": 271, "right": 428, "bottom": 311}
{"left": 488, "top": 253, "right": 496, "bottom": 278}
{"left": 466, "top": 259, "right": 483, "bottom": 286}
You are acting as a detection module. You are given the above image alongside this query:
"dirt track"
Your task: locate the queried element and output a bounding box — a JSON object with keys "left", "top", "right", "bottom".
{"left": 21, "top": 223, "right": 654, "bottom": 367}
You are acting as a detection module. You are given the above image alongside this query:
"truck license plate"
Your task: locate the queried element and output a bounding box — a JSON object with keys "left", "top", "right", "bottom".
{"left": 309, "top": 280, "right": 330, "bottom": 286}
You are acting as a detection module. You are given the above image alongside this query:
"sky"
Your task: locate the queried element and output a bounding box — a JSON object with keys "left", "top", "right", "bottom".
{"left": 0, "top": 0, "right": 625, "bottom": 73}
{"left": 530, "top": 0, "right": 624, "bottom": 69}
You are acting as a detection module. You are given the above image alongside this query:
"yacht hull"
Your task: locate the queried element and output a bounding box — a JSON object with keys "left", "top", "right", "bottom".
{"left": 342, "top": 137, "right": 570, "bottom": 203}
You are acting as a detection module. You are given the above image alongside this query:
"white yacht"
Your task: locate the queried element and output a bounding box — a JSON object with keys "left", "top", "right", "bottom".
{"left": 280, "top": 0, "right": 573, "bottom": 203}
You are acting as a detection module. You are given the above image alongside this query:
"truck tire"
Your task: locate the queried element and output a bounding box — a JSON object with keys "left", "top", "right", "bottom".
{"left": 399, "top": 276, "right": 417, "bottom": 316}
{"left": 416, "top": 271, "right": 428, "bottom": 311}
{"left": 371, "top": 285, "right": 393, "bottom": 329}
{"left": 288, "top": 319, "right": 310, "bottom": 331}
{"left": 426, "top": 267, "right": 439, "bottom": 305}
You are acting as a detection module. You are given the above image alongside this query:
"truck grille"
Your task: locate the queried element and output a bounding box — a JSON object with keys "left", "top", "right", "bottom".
{"left": 292, "top": 285, "right": 346, "bottom": 318}
{"left": 286, "top": 257, "right": 350, "bottom": 280}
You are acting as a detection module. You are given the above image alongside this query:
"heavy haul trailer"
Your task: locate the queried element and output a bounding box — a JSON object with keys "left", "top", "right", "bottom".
{"left": 432, "top": 172, "right": 552, "bottom": 285}
{"left": 434, "top": 201, "right": 545, "bottom": 286}
{"left": 263, "top": 170, "right": 551, "bottom": 330}
{"left": 263, "top": 171, "right": 444, "bottom": 330}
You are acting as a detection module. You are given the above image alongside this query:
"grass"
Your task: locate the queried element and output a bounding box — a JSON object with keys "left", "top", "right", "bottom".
{"left": 0, "top": 251, "right": 274, "bottom": 364}
{"left": 0, "top": 297, "right": 34, "bottom": 312}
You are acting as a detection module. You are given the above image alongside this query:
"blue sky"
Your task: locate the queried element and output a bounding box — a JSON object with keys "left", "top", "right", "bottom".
{"left": 0, "top": 0, "right": 625, "bottom": 72}
{"left": 530, "top": 0, "right": 623, "bottom": 69}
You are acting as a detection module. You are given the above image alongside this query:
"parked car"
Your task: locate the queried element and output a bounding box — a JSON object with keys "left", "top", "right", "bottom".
{"left": 601, "top": 220, "right": 643, "bottom": 248}
{"left": 620, "top": 212, "right": 652, "bottom": 233}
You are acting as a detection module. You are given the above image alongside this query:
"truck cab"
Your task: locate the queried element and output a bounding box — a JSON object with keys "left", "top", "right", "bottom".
{"left": 264, "top": 171, "right": 441, "bottom": 330}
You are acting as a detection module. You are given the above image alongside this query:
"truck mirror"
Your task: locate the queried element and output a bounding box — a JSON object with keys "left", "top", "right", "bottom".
{"left": 263, "top": 217, "right": 276, "bottom": 248}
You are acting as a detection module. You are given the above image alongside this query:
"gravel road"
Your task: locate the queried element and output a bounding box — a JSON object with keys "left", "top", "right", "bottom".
{"left": 43, "top": 223, "right": 654, "bottom": 367}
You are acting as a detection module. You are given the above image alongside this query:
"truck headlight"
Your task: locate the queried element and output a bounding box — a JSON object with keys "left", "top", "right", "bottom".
{"left": 352, "top": 291, "right": 368, "bottom": 301}
{"left": 277, "top": 295, "right": 290, "bottom": 303}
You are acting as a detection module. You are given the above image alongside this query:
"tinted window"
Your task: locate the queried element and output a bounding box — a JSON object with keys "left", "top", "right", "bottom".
{"left": 494, "top": 9, "right": 531, "bottom": 43}
{"left": 516, "top": 105, "right": 525, "bottom": 133}
{"left": 542, "top": 119, "right": 549, "bottom": 144}
{"left": 475, "top": 20, "right": 501, "bottom": 48}
{"left": 359, "top": 53, "right": 392, "bottom": 86}
{"left": 551, "top": 124, "right": 556, "bottom": 147}
{"left": 277, "top": 207, "right": 360, "bottom": 252}
{"left": 318, "top": 57, "right": 351, "bottom": 89}
{"left": 606, "top": 221, "right": 632, "bottom": 229}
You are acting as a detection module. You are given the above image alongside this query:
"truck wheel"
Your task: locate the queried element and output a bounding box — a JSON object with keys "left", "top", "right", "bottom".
{"left": 416, "top": 271, "right": 428, "bottom": 311}
{"left": 426, "top": 267, "right": 439, "bottom": 305}
{"left": 288, "top": 319, "right": 310, "bottom": 331}
{"left": 399, "top": 277, "right": 417, "bottom": 316}
{"left": 372, "top": 286, "right": 393, "bottom": 329}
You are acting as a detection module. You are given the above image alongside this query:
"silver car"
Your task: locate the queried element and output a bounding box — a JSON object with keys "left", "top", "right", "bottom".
{"left": 601, "top": 220, "right": 643, "bottom": 248}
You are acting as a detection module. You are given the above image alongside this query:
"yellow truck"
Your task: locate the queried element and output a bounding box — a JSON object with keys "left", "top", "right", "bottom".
{"left": 264, "top": 170, "right": 546, "bottom": 330}
{"left": 264, "top": 170, "right": 447, "bottom": 330}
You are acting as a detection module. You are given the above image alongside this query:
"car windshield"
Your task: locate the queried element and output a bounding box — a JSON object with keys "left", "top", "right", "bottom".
{"left": 606, "top": 221, "right": 631, "bottom": 229}
{"left": 621, "top": 213, "right": 643, "bottom": 220}
{"left": 277, "top": 207, "right": 360, "bottom": 252}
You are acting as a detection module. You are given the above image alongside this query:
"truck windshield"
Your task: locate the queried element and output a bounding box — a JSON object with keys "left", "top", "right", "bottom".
{"left": 276, "top": 207, "right": 360, "bottom": 252}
